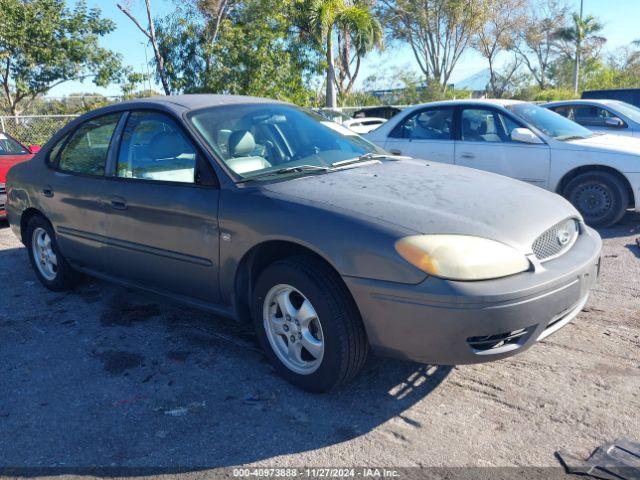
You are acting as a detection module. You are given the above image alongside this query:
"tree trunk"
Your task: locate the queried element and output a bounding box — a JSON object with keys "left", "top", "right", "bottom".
{"left": 325, "top": 33, "right": 337, "bottom": 108}
{"left": 144, "top": 0, "right": 171, "bottom": 95}
{"left": 573, "top": 40, "right": 581, "bottom": 94}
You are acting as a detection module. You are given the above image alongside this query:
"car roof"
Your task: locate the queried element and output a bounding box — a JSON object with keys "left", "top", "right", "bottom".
{"left": 405, "top": 98, "right": 525, "bottom": 111}
{"left": 117, "top": 94, "right": 286, "bottom": 110}
{"left": 544, "top": 99, "right": 621, "bottom": 107}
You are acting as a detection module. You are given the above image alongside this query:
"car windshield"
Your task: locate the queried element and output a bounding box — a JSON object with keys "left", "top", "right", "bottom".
{"left": 507, "top": 103, "right": 595, "bottom": 141}
{"left": 0, "top": 133, "right": 28, "bottom": 155}
{"left": 610, "top": 101, "right": 640, "bottom": 123}
{"left": 188, "top": 104, "right": 383, "bottom": 180}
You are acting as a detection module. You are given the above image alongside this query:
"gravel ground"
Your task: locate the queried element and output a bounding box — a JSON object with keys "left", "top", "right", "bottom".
{"left": 0, "top": 213, "right": 638, "bottom": 477}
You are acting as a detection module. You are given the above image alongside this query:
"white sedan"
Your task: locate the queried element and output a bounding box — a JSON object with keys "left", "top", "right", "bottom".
{"left": 365, "top": 99, "right": 640, "bottom": 227}
{"left": 342, "top": 117, "right": 387, "bottom": 134}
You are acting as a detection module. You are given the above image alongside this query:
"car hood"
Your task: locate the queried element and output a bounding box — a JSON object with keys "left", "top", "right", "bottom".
{"left": 564, "top": 134, "right": 640, "bottom": 156}
{"left": 262, "top": 159, "right": 578, "bottom": 252}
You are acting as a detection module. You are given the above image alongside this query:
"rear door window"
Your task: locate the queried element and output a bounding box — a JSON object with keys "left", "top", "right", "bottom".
{"left": 392, "top": 108, "right": 454, "bottom": 140}
{"left": 58, "top": 114, "right": 121, "bottom": 175}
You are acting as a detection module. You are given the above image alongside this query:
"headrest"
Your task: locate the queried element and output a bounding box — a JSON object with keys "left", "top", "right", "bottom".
{"left": 149, "top": 132, "right": 188, "bottom": 159}
{"left": 228, "top": 130, "right": 256, "bottom": 157}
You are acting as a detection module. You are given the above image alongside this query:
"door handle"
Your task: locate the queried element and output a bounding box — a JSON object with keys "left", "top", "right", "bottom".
{"left": 460, "top": 153, "right": 475, "bottom": 159}
{"left": 390, "top": 149, "right": 402, "bottom": 155}
{"left": 108, "top": 196, "right": 127, "bottom": 210}
{"left": 41, "top": 186, "right": 54, "bottom": 198}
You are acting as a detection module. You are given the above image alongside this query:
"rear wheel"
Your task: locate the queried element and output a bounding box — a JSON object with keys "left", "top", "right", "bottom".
{"left": 26, "top": 215, "right": 77, "bottom": 291}
{"left": 564, "top": 171, "right": 629, "bottom": 228}
{"left": 252, "top": 256, "right": 368, "bottom": 393}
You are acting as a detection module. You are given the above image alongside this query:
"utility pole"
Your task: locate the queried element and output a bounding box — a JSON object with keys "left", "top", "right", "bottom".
{"left": 573, "top": 0, "right": 584, "bottom": 94}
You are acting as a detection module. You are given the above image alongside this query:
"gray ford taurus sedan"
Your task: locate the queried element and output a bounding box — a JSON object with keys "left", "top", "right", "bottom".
{"left": 5, "top": 95, "right": 602, "bottom": 392}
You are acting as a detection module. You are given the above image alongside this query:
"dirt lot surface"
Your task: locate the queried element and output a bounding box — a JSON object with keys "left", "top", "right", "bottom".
{"left": 0, "top": 213, "right": 638, "bottom": 476}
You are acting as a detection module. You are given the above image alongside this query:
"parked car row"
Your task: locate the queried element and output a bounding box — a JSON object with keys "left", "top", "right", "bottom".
{"left": 314, "top": 106, "right": 398, "bottom": 134}
{"left": 4, "top": 95, "right": 603, "bottom": 392}
{"left": 365, "top": 99, "right": 640, "bottom": 227}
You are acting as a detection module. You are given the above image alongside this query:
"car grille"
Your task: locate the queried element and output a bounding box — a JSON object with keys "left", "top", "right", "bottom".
{"left": 532, "top": 218, "right": 579, "bottom": 262}
{"left": 0, "top": 183, "right": 6, "bottom": 211}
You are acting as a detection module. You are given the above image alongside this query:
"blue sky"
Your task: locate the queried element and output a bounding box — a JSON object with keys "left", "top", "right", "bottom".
{"left": 50, "top": 0, "right": 640, "bottom": 98}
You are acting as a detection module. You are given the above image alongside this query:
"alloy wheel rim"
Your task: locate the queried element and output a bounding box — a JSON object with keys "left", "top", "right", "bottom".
{"left": 32, "top": 227, "right": 58, "bottom": 281}
{"left": 263, "top": 284, "right": 324, "bottom": 375}
{"left": 574, "top": 183, "right": 612, "bottom": 220}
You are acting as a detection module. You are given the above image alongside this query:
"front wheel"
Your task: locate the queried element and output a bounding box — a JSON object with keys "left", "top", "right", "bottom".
{"left": 252, "top": 256, "right": 368, "bottom": 393}
{"left": 564, "top": 172, "right": 629, "bottom": 228}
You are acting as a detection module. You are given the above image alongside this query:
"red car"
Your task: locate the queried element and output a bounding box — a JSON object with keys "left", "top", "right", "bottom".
{"left": 0, "top": 132, "right": 39, "bottom": 219}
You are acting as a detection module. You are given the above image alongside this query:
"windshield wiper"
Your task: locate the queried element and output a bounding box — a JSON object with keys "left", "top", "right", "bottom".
{"left": 556, "top": 135, "right": 589, "bottom": 141}
{"left": 274, "top": 164, "right": 330, "bottom": 174}
{"left": 331, "top": 153, "right": 390, "bottom": 168}
{"left": 239, "top": 164, "right": 330, "bottom": 182}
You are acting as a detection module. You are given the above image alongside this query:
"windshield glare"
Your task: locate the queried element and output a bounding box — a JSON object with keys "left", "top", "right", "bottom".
{"left": 611, "top": 101, "right": 640, "bottom": 123}
{"left": 189, "top": 105, "right": 382, "bottom": 180}
{"left": 507, "top": 103, "right": 594, "bottom": 140}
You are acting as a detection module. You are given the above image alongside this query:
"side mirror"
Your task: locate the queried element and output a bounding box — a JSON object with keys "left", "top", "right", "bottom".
{"left": 511, "top": 128, "right": 544, "bottom": 144}
{"left": 28, "top": 145, "right": 41, "bottom": 154}
{"left": 605, "top": 117, "right": 625, "bottom": 128}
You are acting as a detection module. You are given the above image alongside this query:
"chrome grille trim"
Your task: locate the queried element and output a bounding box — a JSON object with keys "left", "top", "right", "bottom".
{"left": 532, "top": 218, "right": 579, "bottom": 262}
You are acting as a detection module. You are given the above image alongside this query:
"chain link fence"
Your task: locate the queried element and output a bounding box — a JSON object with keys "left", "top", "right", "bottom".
{"left": 0, "top": 115, "right": 79, "bottom": 147}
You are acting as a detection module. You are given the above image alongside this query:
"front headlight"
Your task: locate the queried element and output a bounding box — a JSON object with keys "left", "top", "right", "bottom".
{"left": 395, "top": 235, "right": 530, "bottom": 281}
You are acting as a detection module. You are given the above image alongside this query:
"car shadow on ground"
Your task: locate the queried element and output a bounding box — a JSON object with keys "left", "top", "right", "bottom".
{"left": 0, "top": 246, "right": 452, "bottom": 476}
{"left": 596, "top": 210, "right": 640, "bottom": 239}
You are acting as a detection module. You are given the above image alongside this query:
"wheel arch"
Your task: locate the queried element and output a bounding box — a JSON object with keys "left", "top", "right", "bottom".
{"left": 20, "top": 207, "right": 48, "bottom": 245}
{"left": 232, "top": 240, "right": 356, "bottom": 324}
{"left": 555, "top": 165, "right": 635, "bottom": 207}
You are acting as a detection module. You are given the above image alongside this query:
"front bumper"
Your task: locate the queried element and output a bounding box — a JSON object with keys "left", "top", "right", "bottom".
{"left": 345, "top": 226, "right": 602, "bottom": 365}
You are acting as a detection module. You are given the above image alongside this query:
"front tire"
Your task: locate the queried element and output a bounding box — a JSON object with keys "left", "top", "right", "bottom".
{"left": 564, "top": 171, "right": 629, "bottom": 228}
{"left": 252, "top": 256, "right": 368, "bottom": 393}
{"left": 26, "top": 215, "right": 77, "bottom": 291}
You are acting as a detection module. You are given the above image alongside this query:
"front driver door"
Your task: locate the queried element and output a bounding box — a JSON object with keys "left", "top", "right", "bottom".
{"left": 455, "top": 107, "right": 551, "bottom": 188}
{"left": 384, "top": 107, "right": 455, "bottom": 164}
{"left": 102, "top": 110, "right": 221, "bottom": 304}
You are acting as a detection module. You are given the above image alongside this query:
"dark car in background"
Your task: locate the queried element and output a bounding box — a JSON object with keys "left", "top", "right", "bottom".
{"left": 352, "top": 105, "right": 402, "bottom": 120}
{"left": 582, "top": 88, "right": 640, "bottom": 109}
{"left": 5, "top": 95, "right": 602, "bottom": 392}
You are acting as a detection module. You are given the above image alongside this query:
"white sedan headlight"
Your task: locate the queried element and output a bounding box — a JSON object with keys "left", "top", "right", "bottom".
{"left": 395, "top": 235, "right": 530, "bottom": 281}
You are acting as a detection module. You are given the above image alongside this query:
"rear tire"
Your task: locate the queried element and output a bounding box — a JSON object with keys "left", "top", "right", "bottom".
{"left": 563, "top": 171, "right": 629, "bottom": 228}
{"left": 25, "top": 215, "right": 77, "bottom": 291}
{"left": 252, "top": 256, "right": 368, "bottom": 393}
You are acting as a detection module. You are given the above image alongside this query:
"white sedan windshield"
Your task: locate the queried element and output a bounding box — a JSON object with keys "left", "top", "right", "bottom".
{"left": 507, "top": 103, "right": 595, "bottom": 141}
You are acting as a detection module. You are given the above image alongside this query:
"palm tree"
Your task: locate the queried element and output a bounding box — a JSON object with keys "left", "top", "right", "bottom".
{"left": 306, "top": 0, "right": 382, "bottom": 108}
{"left": 556, "top": 6, "right": 604, "bottom": 93}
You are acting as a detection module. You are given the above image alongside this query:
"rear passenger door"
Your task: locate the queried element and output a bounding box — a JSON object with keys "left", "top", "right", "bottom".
{"left": 45, "top": 113, "right": 122, "bottom": 273}
{"left": 455, "top": 107, "right": 551, "bottom": 187}
{"left": 102, "top": 110, "right": 222, "bottom": 303}
{"left": 384, "top": 107, "right": 455, "bottom": 164}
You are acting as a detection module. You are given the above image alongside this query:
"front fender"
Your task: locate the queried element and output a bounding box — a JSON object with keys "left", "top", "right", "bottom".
{"left": 218, "top": 188, "right": 427, "bottom": 304}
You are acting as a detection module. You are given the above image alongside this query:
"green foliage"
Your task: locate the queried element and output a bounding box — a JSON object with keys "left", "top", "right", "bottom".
{"left": 0, "top": 0, "right": 123, "bottom": 115}
{"left": 155, "top": 0, "right": 320, "bottom": 104}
